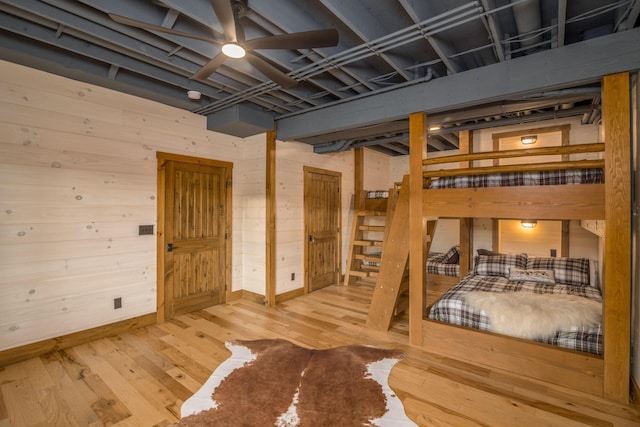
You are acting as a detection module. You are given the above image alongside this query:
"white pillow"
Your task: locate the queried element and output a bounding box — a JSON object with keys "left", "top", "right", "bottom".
{"left": 508, "top": 268, "right": 555, "bottom": 285}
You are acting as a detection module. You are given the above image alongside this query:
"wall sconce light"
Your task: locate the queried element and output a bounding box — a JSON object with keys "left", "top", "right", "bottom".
{"left": 521, "top": 219, "right": 538, "bottom": 229}
{"left": 521, "top": 135, "right": 537, "bottom": 145}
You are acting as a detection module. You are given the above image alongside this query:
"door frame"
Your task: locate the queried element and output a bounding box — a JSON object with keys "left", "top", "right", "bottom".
{"left": 156, "top": 152, "right": 233, "bottom": 322}
{"left": 303, "top": 166, "right": 342, "bottom": 294}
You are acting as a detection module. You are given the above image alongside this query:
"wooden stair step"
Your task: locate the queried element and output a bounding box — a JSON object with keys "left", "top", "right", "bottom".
{"left": 353, "top": 240, "right": 383, "bottom": 246}
{"left": 358, "top": 225, "right": 385, "bottom": 232}
{"left": 349, "top": 270, "right": 370, "bottom": 278}
{"left": 356, "top": 210, "right": 386, "bottom": 217}
{"left": 355, "top": 254, "right": 381, "bottom": 262}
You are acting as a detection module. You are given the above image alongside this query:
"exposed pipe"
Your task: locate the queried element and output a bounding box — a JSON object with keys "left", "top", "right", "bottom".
{"left": 514, "top": 87, "right": 602, "bottom": 100}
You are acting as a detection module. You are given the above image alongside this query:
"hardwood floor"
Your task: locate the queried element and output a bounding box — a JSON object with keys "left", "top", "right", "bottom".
{"left": 1, "top": 283, "right": 639, "bottom": 426}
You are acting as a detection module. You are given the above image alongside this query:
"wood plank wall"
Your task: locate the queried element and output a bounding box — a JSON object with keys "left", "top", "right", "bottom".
{"left": 273, "top": 141, "right": 354, "bottom": 296}
{"left": 0, "top": 60, "right": 250, "bottom": 352}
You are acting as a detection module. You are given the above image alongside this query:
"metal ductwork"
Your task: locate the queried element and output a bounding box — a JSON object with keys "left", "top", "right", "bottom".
{"left": 512, "top": 0, "right": 542, "bottom": 53}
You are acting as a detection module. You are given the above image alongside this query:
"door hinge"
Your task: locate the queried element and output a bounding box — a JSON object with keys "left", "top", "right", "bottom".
{"left": 226, "top": 179, "right": 231, "bottom": 188}
{"left": 225, "top": 232, "right": 229, "bottom": 240}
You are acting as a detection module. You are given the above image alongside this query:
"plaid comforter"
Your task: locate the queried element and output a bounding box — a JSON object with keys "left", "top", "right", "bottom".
{"left": 427, "top": 274, "right": 603, "bottom": 355}
{"left": 428, "top": 168, "right": 603, "bottom": 189}
{"left": 426, "top": 252, "right": 459, "bottom": 277}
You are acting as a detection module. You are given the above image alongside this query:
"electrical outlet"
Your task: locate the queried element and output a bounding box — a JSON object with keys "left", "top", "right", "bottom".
{"left": 139, "top": 225, "right": 154, "bottom": 235}
{"left": 550, "top": 248, "right": 557, "bottom": 257}
{"left": 291, "top": 272, "right": 295, "bottom": 281}
{"left": 114, "top": 297, "right": 122, "bottom": 309}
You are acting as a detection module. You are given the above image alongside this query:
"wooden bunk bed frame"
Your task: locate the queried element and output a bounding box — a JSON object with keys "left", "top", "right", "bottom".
{"left": 405, "top": 73, "right": 632, "bottom": 403}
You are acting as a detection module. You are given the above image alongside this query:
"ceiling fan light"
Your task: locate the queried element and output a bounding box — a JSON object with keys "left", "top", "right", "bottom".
{"left": 222, "top": 43, "right": 245, "bottom": 58}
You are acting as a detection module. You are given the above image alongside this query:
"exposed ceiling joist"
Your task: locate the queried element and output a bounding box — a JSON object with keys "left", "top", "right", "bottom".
{"left": 276, "top": 27, "right": 640, "bottom": 141}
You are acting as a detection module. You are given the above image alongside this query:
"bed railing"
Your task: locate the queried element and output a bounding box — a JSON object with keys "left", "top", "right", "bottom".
{"left": 422, "top": 143, "right": 605, "bottom": 181}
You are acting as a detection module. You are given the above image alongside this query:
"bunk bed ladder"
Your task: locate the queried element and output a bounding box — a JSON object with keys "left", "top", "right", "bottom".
{"left": 344, "top": 190, "right": 396, "bottom": 285}
{"left": 366, "top": 177, "right": 437, "bottom": 331}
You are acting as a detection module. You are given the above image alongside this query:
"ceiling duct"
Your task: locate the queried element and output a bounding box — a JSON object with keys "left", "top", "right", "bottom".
{"left": 512, "top": 0, "right": 542, "bottom": 53}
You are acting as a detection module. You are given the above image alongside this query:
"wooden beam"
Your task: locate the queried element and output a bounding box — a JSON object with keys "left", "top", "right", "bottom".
{"left": 458, "top": 130, "right": 473, "bottom": 275}
{"left": 266, "top": 129, "right": 276, "bottom": 306}
{"left": 409, "top": 112, "right": 427, "bottom": 345}
{"left": 423, "top": 185, "right": 605, "bottom": 220}
{"left": 602, "top": 72, "right": 631, "bottom": 403}
{"left": 422, "top": 143, "right": 603, "bottom": 166}
{"left": 354, "top": 148, "right": 364, "bottom": 207}
{"left": 156, "top": 156, "right": 167, "bottom": 323}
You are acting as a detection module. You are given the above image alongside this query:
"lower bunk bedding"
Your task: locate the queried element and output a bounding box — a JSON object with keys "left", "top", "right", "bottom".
{"left": 427, "top": 253, "right": 603, "bottom": 355}
{"left": 426, "top": 245, "right": 460, "bottom": 277}
{"left": 362, "top": 245, "right": 461, "bottom": 277}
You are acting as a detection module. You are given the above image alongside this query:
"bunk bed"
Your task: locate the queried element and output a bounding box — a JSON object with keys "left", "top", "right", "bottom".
{"left": 406, "top": 73, "right": 631, "bottom": 403}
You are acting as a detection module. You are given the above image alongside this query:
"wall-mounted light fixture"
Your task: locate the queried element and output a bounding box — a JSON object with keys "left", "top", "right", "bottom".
{"left": 521, "top": 135, "right": 537, "bottom": 145}
{"left": 521, "top": 219, "right": 538, "bottom": 229}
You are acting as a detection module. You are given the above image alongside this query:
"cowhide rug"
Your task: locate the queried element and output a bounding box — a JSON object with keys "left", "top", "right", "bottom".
{"left": 172, "top": 339, "right": 416, "bottom": 426}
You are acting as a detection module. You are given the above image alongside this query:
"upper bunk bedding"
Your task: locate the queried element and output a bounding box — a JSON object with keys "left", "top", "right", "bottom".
{"left": 428, "top": 168, "right": 603, "bottom": 189}
{"left": 427, "top": 253, "right": 602, "bottom": 355}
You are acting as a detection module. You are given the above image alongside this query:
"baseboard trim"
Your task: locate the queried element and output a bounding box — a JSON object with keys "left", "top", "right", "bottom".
{"left": 0, "top": 312, "right": 157, "bottom": 367}
{"left": 232, "top": 288, "right": 304, "bottom": 305}
{"left": 228, "top": 289, "right": 244, "bottom": 301}
{"left": 240, "top": 289, "right": 267, "bottom": 304}
{"left": 632, "top": 376, "right": 640, "bottom": 411}
{"left": 276, "top": 287, "right": 305, "bottom": 304}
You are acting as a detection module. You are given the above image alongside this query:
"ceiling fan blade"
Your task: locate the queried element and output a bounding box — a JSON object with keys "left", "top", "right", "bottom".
{"left": 245, "top": 53, "right": 297, "bottom": 88}
{"left": 190, "top": 53, "right": 227, "bottom": 80}
{"left": 210, "top": 0, "right": 237, "bottom": 42}
{"left": 244, "top": 29, "right": 339, "bottom": 50}
{"left": 109, "top": 13, "right": 220, "bottom": 45}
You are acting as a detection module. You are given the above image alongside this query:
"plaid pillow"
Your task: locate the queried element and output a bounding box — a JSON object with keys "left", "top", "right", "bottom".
{"left": 442, "top": 246, "right": 460, "bottom": 264}
{"left": 526, "top": 257, "right": 591, "bottom": 287}
{"left": 472, "top": 253, "right": 527, "bottom": 278}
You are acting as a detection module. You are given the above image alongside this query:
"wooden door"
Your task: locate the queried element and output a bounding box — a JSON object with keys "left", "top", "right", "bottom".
{"left": 304, "top": 167, "right": 341, "bottom": 292}
{"left": 159, "top": 154, "right": 232, "bottom": 320}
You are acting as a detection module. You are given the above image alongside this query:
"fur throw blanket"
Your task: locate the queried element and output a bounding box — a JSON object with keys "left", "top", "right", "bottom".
{"left": 462, "top": 291, "right": 601, "bottom": 339}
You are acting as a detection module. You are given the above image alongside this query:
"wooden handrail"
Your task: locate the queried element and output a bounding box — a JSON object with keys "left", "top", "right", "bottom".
{"left": 422, "top": 143, "right": 604, "bottom": 167}
{"left": 423, "top": 159, "right": 604, "bottom": 179}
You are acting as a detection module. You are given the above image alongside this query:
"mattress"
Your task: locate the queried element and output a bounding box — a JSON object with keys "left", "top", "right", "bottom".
{"left": 428, "top": 168, "right": 603, "bottom": 189}
{"left": 427, "top": 274, "right": 603, "bottom": 355}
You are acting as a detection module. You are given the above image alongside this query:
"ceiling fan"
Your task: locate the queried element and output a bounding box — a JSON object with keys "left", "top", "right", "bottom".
{"left": 109, "top": 0, "right": 339, "bottom": 88}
